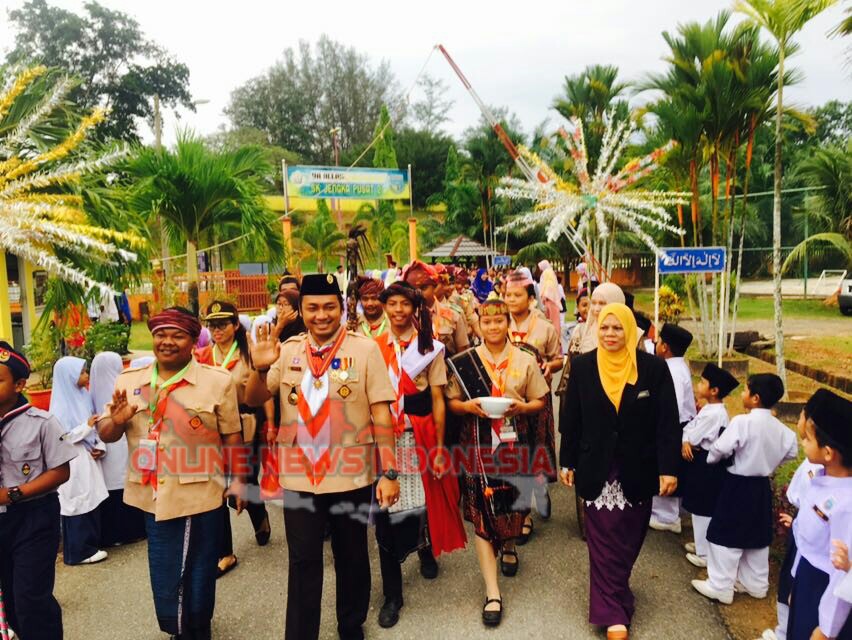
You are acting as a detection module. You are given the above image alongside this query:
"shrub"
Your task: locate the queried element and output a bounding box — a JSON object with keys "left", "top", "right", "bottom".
{"left": 84, "top": 322, "right": 131, "bottom": 359}
{"left": 662, "top": 274, "right": 686, "bottom": 297}
{"left": 24, "top": 323, "right": 62, "bottom": 389}
{"left": 659, "top": 285, "right": 685, "bottom": 324}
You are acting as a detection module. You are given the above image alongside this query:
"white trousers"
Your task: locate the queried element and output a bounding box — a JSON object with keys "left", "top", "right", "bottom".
{"left": 706, "top": 543, "right": 769, "bottom": 596}
{"left": 651, "top": 496, "right": 681, "bottom": 524}
{"left": 774, "top": 602, "right": 789, "bottom": 640}
{"left": 692, "top": 515, "right": 711, "bottom": 558}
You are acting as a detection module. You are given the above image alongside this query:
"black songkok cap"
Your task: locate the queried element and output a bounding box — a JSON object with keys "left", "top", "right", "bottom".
{"left": 300, "top": 273, "right": 342, "bottom": 297}
{"left": 660, "top": 323, "right": 693, "bottom": 356}
{"left": 701, "top": 363, "right": 739, "bottom": 398}
{"left": 807, "top": 388, "right": 852, "bottom": 449}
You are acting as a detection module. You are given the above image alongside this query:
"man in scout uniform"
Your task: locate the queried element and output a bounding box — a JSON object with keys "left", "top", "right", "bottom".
{"left": 448, "top": 266, "right": 480, "bottom": 342}
{"left": 97, "top": 307, "right": 246, "bottom": 640}
{"left": 0, "top": 342, "right": 76, "bottom": 640}
{"left": 404, "top": 260, "right": 470, "bottom": 357}
{"left": 245, "top": 273, "right": 400, "bottom": 640}
{"left": 355, "top": 275, "right": 388, "bottom": 339}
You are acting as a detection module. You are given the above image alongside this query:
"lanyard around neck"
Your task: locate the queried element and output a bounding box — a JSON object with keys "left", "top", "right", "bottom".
{"left": 149, "top": 362, "right": 191, "bottom": 413}
{"left": 362, "top": 316, "right": 387, "bottom": 338}
{"left": 213, "top": 341, "right": 239, "bottom": 368}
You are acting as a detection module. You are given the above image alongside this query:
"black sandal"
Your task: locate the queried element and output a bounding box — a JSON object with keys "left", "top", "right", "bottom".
{"left": 482, "top": 597, "right": 503, "bottom": 627}
{"left": 517, "top": 517, "right": 534, "bottom": 546}
{"left": 500, "top": 549, "right": 519, "bottom": 577}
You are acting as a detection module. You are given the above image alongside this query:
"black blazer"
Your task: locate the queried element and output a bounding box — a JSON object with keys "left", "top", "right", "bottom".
{"left": 559, "top": 349, "right": 682, "bottom": 504}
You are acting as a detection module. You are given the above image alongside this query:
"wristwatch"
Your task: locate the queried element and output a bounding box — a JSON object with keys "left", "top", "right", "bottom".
{"left": 7, "top": 486, "right": 24, "bottom": 504}
{"left": 382, "top": 468, "right": 399, "bottom": 482}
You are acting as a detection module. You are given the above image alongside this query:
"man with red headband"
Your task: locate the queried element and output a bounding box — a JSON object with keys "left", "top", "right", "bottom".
{"left": 404, "top": 261, "right": 469, "bottom": 357}
{"left": 370, "top": 281, "right": 466, "bottom": 627}
{"left": 0, "top": 341, "right": 75, "bottom": 640}
{"left": 98, "top": 307, "right": 245, "bottom": 640}
{"left": 245, "top": 274, "right": 399, "bottom": 640}
{"left": 354, "top": 275, "right": 387, "bottom": 339}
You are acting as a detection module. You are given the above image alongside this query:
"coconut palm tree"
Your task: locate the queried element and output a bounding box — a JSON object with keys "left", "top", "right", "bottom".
{"left": 128, "top": 132, "right": 283, "bottom": 313}
{"left": 734, "top": 0, "right": 838, "bottom": 388}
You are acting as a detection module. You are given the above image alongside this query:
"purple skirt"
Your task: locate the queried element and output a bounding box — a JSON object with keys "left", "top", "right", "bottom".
{"left": 584, "top": 473, "right": 652, "bottom": 627}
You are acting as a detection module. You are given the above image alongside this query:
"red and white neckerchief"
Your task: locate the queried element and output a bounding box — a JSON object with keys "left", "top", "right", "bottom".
{"left": 295, "top": 329, "right": 347, "bottom": 485}
{"left": 378, "top": 331, "right": 444, "bottom": 435}
{"left": 510, "top": 312, "right": 537, "bottom": 346}
{"left": 479, "top": 343, "right": 514, "bottom": 452}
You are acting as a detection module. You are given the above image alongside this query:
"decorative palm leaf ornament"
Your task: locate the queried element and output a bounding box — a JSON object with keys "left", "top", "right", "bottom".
{"left": 0, "top": 66, "right": 140, "bottom": 294}
{"left": 497, "top": 115, "right": 689, "bottom": 254}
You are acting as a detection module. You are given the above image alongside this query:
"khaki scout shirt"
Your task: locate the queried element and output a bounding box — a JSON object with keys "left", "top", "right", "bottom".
{"left": 509, "top": 312, "right": 562, "bottom": 362}
{"left": 109, "top": 360, "right": 242, "bottom": 521}
{"left": 214, "top": 352, "right": 258, "bottom": 444}
{"left": 431, "top": 301, "right": 469, "bottom": 356}
{"left": 446, "top": 343, "right": 550, "bottom": 403}
{"left": 0, "top": 402, "right": 76, "bottom": 500}
{"left": 267, "top": 330, "right": 395, "bottom": 494}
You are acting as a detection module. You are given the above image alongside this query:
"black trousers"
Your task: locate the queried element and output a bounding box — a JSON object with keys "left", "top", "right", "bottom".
{"left": 283, "top": 485, "right": 372, "bottom": 640}
{"left": 221, "top": 430, "right": 268, "bottom": 557}
{"left": 0, "top": 493, "right": 63, "bottom": 640}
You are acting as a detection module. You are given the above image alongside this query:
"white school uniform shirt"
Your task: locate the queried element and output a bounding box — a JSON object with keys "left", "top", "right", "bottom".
{"left": 666, "top": 357, "right": 696, "bottom": 424}
{"left": 642, "top": 338, "right": 655, "bottom": 354}
{"left": 786, "top": 459, "right": 823, "bottom": 508}
{"left": 707, "top": 408, "right": 798, "bottom": 475}
{"left": 682, "top": 402, "right": 729, "bottom": 450}
{"left": 791, "top": 470, "right": 852, "bottom": 637}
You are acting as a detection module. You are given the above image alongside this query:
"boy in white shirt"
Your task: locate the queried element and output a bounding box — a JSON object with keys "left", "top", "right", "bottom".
{"left": 681, "top": 363, "right": 739, "bottom": 568}
{"left": 651, "top": 323, "right": 696, "bottom": 533}
{"left": 692, "top": 373, "right": 798, "bottom": 604}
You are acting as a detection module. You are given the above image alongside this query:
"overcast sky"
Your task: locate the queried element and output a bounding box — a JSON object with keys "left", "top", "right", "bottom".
{"left": 1, "top": 0, "right": 849, "bottom": 149}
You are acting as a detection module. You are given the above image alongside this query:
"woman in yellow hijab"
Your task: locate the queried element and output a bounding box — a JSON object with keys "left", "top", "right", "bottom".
{"left": 558, "top": 300, "right": 681, "bottom": 640}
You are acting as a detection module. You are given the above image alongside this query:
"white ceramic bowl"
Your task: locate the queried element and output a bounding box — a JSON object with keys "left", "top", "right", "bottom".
{"left": 477, "top": 396, "right": 514, "bottom": 419}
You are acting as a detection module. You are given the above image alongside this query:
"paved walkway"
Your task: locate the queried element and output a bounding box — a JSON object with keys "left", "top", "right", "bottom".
{"left": 54, "top": 489, "right": 730, "bottom": 639}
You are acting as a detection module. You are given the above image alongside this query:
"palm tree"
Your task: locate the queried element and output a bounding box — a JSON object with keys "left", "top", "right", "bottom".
{"left": 734, "top": 0, "right": 838, "bottom": 388}
{"left": 553, "top": 65, "right": 630, "bottom": 169}
{"left": 781, "top": 146, "right": 852, "bottom": 274}
{"left": 128, "top": 132, "right": 283, "bottom": 313}
{"left": 294, "top": 201, "right": 345, "bottom": 272}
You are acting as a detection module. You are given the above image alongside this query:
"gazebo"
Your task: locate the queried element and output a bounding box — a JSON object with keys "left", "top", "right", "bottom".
{"left": 424, "top": 235, "right": 495, "bottom": 262}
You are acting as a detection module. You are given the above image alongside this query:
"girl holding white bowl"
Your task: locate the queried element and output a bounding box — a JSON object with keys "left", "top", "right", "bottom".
{"left": 446, "top": 298, "right": 550, "bottom": 628}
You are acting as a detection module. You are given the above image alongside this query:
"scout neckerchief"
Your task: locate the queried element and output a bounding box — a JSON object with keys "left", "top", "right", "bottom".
{"left": 510, "top": 311, "right": 537, "bottom": 346}
{"left": 479, "top": 342, "right": 514, "bottom": 452}
{"left": 378, "top": 330, "right": 444, "bottom": 435}
{"left": 212, "top": 341, "right": 239, "bottom": 370}
{"left": 360, "top": 316, "right": 387, "bottom": 339}
{"left": 141, "top": 362, "right": 192, "bottom": 493}
{"left": 296, "top": 328, "right": 347, "bottom": 484}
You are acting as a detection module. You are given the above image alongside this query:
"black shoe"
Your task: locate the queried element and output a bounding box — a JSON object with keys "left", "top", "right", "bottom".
{"left": 378, "top": 598, "right": 403, "bottom": 628}
{"left": 482, "top": 597, "right": 503, "bottom": 627}
{"left": 517, "top": 518, "right": 534, "bottom": 546}
{"left": 500, "top": 549, "right": 519, "bottom": 577}
{"left": 254, "top": 514, "right": 271, "bottom": 546}
{"left": 537, "top": 487, "right": 552, "bottom": 520}
{"left": 418, "top": 549, "right": 439, "bottom": 579}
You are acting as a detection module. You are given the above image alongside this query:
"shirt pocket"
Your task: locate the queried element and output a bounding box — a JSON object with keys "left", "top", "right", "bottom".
{"left": 179, "top": 474, "right": 210, "bottom": 484}
{"left": 9, "top": 438, "right": 42, "bottom": 481}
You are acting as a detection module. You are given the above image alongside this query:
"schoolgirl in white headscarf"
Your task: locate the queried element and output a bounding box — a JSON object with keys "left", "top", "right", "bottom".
{"left": 90, "top": 352, "right": 146, "bottom": 546}
{"left": 50, "top": 356, "right": 109, "bottom": 565}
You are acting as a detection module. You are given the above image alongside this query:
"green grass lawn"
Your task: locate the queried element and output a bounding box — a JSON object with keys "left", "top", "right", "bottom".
{"left": 633, "top": 291, "right": 841, "bottom": 320}
{"left": 129, "top": 321, "right": 153, "bottom": 351}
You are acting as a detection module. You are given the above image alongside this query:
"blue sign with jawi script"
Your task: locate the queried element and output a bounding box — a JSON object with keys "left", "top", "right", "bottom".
{"left": 493, "top": 255, "right": 512, "bottom": 267}
{"left": 658, "top": 247, "right": 726, "bottom": 274}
